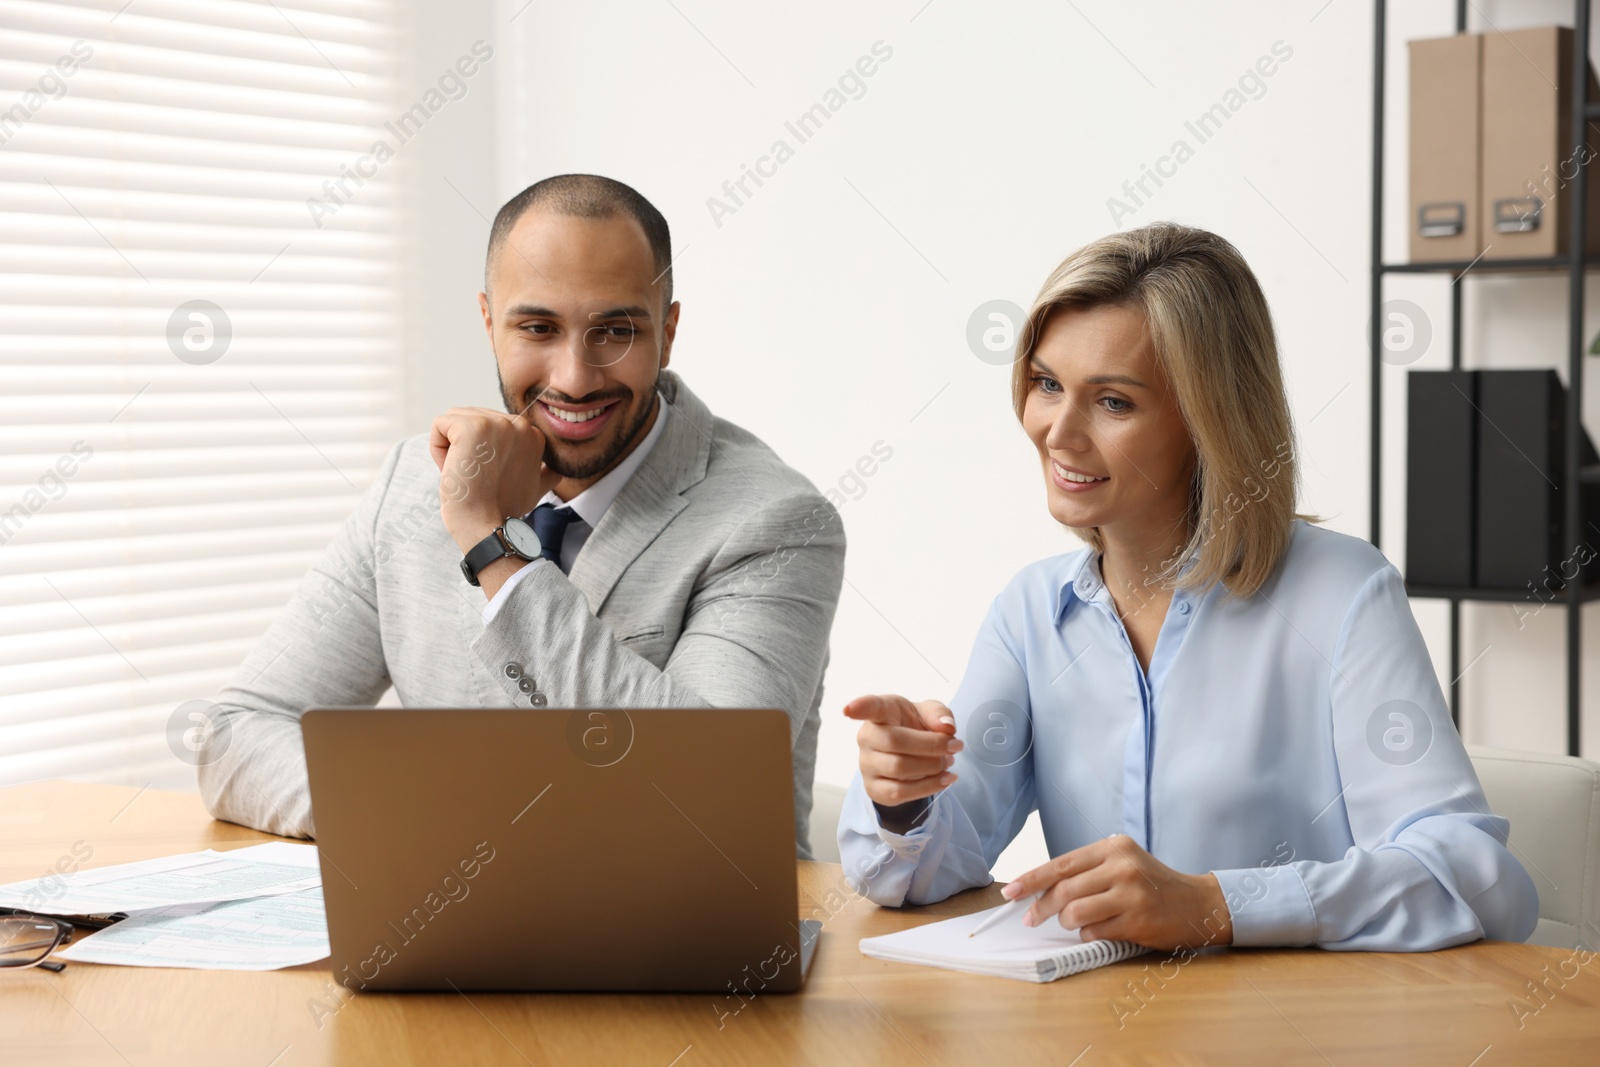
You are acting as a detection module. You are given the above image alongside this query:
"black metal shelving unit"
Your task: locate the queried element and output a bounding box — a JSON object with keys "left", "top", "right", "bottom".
{"left": 1370, "top": 0, "right": 1594, "bottom": 757}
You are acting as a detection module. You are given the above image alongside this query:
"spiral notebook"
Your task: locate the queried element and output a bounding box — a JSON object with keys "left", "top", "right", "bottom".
{"left": 859, "top": 901, "right": 1150, "bottom": 983}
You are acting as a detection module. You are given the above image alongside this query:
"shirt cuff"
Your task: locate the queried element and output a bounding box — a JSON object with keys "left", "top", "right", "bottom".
{"left": 871, "top": 792, "right": 939, "bottom": 854}
{"left": 873, "top": 796, "right": 933, "bottom": 835}
{"left": 1210, "top": 864, "right": 1318, "bottom": 948}
{"left": 480, "top": 560, "right": 545, "bottom": 625}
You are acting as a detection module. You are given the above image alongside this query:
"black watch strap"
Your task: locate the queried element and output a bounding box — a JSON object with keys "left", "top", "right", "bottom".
{"left": 460, "top": 527, "right": 517, "bottom": 587}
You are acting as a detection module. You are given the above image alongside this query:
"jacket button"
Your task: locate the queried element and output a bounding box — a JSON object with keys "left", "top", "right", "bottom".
{"left": 530, "top": 693, "right": 548, "bottom": 707}
{"left": 505, "top": 663, "right": 523, "bottom": 680}
{"left": 517, "top": 677, "right": 534, "bottom": 693}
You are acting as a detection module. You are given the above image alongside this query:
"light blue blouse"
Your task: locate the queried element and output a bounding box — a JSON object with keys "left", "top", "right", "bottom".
{"left": 838, "top": 519, "right": 1539, "bottom": 950}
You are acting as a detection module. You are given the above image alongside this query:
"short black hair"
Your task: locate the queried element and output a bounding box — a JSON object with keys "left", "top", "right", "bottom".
{"left": 485, "top": 174, "right": 673, "bottom": 308}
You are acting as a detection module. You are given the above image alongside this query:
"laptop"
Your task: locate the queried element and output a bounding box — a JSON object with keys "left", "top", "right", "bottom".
{"left": 301, "top": 706, "right": 821, "bottom": 993}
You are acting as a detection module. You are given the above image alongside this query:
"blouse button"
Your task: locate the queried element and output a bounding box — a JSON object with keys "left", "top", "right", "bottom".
{"left": 1178, "top": 601, "right": 1191, "bottom": 615}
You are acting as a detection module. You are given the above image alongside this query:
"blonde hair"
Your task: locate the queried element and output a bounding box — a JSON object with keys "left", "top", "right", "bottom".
{"left": 1010, "top": 222, "right": 1319, "bottom": 599}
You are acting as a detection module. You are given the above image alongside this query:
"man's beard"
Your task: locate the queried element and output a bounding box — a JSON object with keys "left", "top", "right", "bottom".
{"left": 543, "top": 385, "right": 658, "bottom": 479}
{"left": 497, "top": 362, "right": 661, "bottom": 481}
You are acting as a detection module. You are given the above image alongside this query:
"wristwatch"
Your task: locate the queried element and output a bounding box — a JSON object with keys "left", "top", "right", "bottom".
{"left": 460, "top": 516, "right": 543, "bottom": 586}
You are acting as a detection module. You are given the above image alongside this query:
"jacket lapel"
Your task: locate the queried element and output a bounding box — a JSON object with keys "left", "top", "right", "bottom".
{"left": 566, "top": 369, "right": 712, "bottom": 614}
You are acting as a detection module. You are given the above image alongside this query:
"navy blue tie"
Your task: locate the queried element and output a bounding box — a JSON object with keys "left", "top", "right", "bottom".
{"left": 529, "top": 503, "right": 584, "bottom": 566}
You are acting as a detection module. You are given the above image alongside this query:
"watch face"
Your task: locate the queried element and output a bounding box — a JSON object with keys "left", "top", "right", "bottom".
{"left": 502, "top": 517, "right": 542, "bottom": 559}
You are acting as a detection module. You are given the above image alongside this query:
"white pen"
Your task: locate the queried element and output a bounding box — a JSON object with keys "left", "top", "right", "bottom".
{"left": 968, "top": 889, "right": 1042, "bottom": 938}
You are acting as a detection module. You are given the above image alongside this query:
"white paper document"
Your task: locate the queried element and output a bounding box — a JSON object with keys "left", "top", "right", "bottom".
{"left": 56, "top": 886, "right": 329, "bottom": 970}
{"left": 213, "top": 842, "right": 321, "bottom": 869}
{"left": 0, "top": 843, "right": 321, "bottom": 915}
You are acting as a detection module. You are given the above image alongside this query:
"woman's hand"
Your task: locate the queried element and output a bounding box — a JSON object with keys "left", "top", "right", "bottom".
{"left": 843, "top": 694, "right": 964, "bottom": 808}
{"left": 1002, "top": 834, "right": 1233, "bottom": 952}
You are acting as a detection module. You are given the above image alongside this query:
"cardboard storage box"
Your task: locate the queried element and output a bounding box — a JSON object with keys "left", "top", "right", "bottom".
{"left": 1409, "top": 33, "right": 1483, "bottom": 263}
{"left": 1481, "top": 25, "right": 1600, "bottom": 260}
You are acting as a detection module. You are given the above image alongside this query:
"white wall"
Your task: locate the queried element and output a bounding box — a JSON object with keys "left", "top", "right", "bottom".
{"left": 396, "top": 0, "right": 1600, "bottom": 875}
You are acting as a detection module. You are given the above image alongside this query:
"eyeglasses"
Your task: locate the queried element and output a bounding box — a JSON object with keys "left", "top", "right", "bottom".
{"left": 0, "top": 912, "right": 74, "bottom": 973}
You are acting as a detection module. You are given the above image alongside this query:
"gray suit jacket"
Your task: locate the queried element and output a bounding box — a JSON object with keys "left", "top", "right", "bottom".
{"left": 196, "top": 370, "right": 846, "bottom": 857}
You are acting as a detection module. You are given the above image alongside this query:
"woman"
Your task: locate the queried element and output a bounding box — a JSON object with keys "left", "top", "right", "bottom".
{"left": 838, "top": 222, "right": 1537, "bottom": 952}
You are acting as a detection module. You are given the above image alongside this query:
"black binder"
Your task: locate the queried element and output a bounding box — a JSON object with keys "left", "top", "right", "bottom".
{"left": 1473, "top": 369, "right": 1599, "bottom": 591}
{"left": 1406, "top": 370, "right": 1478, "bottom": 586}
{"left": 1406, "top": 369, "right": 1600, "bottom": 592}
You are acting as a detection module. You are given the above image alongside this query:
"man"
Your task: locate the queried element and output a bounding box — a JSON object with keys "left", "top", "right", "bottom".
{"left": 197, "top": 174, "right": 846, "bottom": 857}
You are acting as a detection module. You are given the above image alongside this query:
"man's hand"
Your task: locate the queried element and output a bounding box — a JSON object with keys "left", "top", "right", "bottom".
{"left": 1001, "top": 834, "right": 1233, "bottom": 952}
{"left": 843, "top": 694, "right": 964, "bottom": 808}
{"left": 429, "top": 406, "right": 559, "bottom": 552}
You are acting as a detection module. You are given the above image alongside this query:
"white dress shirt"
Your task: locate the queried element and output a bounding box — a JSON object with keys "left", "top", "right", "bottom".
{"left": 481, "top": 392, "right": 669, "bottom": 624}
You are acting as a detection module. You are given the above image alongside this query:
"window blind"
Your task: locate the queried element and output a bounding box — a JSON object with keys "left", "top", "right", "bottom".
{"left": 0, "top": 0, "right": 405, "bottom": 790}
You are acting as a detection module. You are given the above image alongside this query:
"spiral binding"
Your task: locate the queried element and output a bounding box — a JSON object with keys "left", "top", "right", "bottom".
{"left": 1039, "top": 938, "right": 1150, "bottom": 981}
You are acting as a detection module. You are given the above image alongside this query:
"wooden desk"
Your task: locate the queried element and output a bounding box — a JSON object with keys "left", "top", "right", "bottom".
{"left": 2, "top": 781, "right": 1597, "bottom": 1066}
